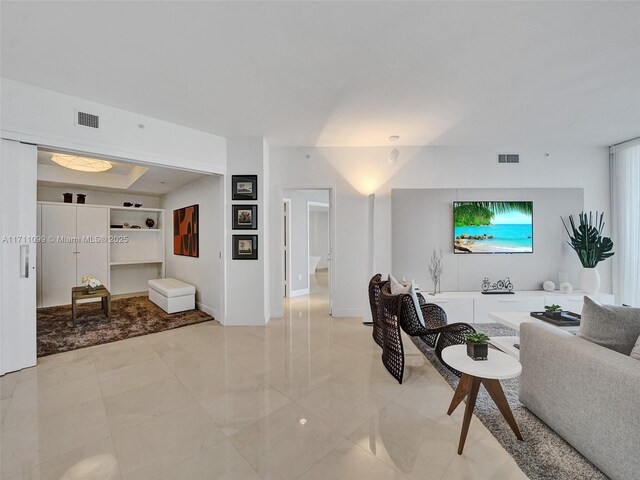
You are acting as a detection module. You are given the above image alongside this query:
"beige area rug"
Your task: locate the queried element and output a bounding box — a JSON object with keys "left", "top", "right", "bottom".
{"left": 37, "top": 296, "right": 214, "bottom": 357}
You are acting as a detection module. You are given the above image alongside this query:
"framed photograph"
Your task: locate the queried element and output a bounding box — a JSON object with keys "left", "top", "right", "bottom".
{"left": 232, "top": 205, "right": 258, "bottom": 230}
{"left": 232, "top": 235, "right": 258, "bottom": 260}
{"left": 173, "top": 204, "right": 199, "bottom": 257}
{"left": 232, "top": 175, "right": 258, "bottom": 200}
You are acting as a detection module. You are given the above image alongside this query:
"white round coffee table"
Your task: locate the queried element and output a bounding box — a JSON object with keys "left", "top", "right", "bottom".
{"left": 442, "top": 345, "right": 523, "bottom": 454}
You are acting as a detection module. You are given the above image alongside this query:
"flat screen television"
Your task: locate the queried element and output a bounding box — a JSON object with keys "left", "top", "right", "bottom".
{"left": 453, "top": 201, "right": 533, "bottom": 254}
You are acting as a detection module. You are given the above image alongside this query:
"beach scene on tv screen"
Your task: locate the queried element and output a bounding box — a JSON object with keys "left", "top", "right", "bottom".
{"left": 454, "top": 201, "right": 533, "bottom": 254}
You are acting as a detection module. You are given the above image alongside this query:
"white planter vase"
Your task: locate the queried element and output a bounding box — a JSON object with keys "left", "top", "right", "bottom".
{"left": 579, "top": 267, "right": 601, "bottom": 294}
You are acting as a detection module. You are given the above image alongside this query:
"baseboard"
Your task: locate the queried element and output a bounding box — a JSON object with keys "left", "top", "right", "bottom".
{"left": 196, "top": 301, "right": 217, "bottom": 319}
{"left": 331, "top": 307, "right": 365, "bottom": 318}
{"left": 289, "top": 288, "right": 310, "bottom": 297}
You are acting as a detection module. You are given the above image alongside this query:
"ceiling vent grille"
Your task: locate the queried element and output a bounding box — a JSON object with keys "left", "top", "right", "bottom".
{"left": 76, "top": 111, "right": 100, "bottom": 129}
{"left": 497, "top": 153, "right": 519, "bottom": 164}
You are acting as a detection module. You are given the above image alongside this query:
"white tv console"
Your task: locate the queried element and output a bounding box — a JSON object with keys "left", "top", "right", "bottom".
{"left": 420, "top": 290, "right": 614, "bottom": 324}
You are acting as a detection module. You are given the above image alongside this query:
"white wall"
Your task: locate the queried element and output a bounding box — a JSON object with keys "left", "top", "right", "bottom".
{"left": 161, "top": 175, "right": 223, "bottom": 318}
{"left": 1, "top": 79, "right": 226, "bottom": 174}
{"left": 268, "top": 145, "right": 611, "bottom": 319}
{"left": 38, "top": 186, "right": 161, "bottom": 208}
{"left": 392, "top": 188, "right": 584, "bottom": 293}
{"left": 225, "top": 137, "right": 269, "bottom": 325}
{"left": 310, "top": 208, "right": 329, "bottom": 270}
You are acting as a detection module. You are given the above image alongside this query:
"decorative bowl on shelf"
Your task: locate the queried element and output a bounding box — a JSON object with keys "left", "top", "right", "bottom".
{"left": 145, "top": 218, "right": 155, "bottom": 228}
{"left": 123, "top": 202, "right": 133, "bottom": 207}
{"left": 134, "top": 203, "right": 143, "bottom": 208}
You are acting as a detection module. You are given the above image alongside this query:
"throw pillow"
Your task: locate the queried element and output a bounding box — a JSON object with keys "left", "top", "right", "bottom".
{"left": 389, "top": 274, "right": 425, "bottom": 327}
{"left": 578, "top": 297, "right": 640, "bottom": 355}
{"left": 389, "top": 274, "right": 410, "bottom": 295}
{"left": 631, "top": 336, "right": 640, "bottom": 361}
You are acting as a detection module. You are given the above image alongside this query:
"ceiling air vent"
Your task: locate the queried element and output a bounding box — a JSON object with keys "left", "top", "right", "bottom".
{"left": 76, "top": 110, "right": 100, "bottom": 129}
{"left": 497, "top": 153, "right": 519, "bottom": 164}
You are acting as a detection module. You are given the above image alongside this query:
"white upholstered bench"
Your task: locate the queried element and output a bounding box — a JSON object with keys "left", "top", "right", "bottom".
{"left": 148, "top": 278, "right": 196, "bottom": 313}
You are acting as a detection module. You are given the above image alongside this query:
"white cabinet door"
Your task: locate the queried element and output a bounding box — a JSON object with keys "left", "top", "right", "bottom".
{"left": 0, "top": 140, "right": 37, "bottom": 374}
{"left": 76, "top": 206, "right": 109, "bottom": 288}
{"left": 426, "top": 297, "right": 474, "bottom": 324}
{"left": 474, "top": 296, "right": 546, "bottom": 323}
{"left": 40, "top": 204, "right": 77, "bottom": 307}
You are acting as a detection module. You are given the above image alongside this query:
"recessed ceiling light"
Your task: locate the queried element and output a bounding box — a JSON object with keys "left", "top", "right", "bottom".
{"left": 299, "top": 418, "right": 307, "bottom": 425}
{"left": 388, "top": 135, "right": 400, "bottom": 142}
{"left": 51, "top": 154, "right": 112, "bottom": 173}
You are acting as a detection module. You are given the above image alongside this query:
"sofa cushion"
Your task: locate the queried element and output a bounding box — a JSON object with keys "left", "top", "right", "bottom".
{"left": 578, "top": 297, "right": 640, "bottom": 355}
{"left": 631, "top": 336, "right": 640, "bottom": 361}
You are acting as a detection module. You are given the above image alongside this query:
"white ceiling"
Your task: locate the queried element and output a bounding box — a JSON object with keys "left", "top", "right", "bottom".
{"left": 37, "top": 150, "right": 206, "bottom": 195}
{"left": 2, "top": 1, "right": 640, "bottom": 147}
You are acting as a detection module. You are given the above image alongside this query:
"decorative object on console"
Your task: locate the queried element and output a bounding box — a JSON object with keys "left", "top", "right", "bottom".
{"left": 81, "top": 275, "right": 102, "bottom": 294}
{"left": 145, "top": 218, "right": 155, "bottom": 228}
{"left": 130, "top": 225, "right": 141, "bottom": 229}
{"left": 481, "top": 277, "right": 514, "bottom": 294}
{"left": 173, "top": 204, "right": 199, "bottom": 257}
{"left": 123, "top": 202, "right": 133, "bottom": 207}
{"left": 76, "top": 194, "right": 86, "bottom": 204}
{"left": 560, "top": 281, "right": 573, "bottom": 294}
{"left": 561, "top": 211, "right": 614, "bottom": 294}
{"left": 232, "top": 205, "right": 258, "bottom": 230}
{"left": 428, "top": 248, "right": 443, "bottom": 294}
{"left": 63, "top": 192, "right": 73, "bottom": 203}
{"left": 465, "top": 332, "right": 490, "bottom": 360}
{"left": 135, "top": 203, "right": 143, "bottom": 208}
{"left": 232, "top": 175, "right": 258, "bottom": 201}
{"left": 542, "top": 280, "right": 555, "bottom": 292}
{"left": 232, "top": 234, "right": 258, "bottom": 260}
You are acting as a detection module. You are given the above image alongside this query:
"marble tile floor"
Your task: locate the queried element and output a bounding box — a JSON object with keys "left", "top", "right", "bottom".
{"left": 0, "top": 275, "right": 527, "bottom": 480}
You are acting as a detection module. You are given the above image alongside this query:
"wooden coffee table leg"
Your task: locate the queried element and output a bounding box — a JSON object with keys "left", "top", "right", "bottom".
{"left": 448, "top": 373, "right": 472, "bottom": 415}
{"left": 458, "top": 376, "right": 481, "bottom": 455}
{"left": 71, "top": 298, "right": 77, "bottom": 328}
{"left": 482, "top": 378, "right": 523, "bottom": 440}
{"left": 106, "top": 295, "right": 111, "bottom": 320}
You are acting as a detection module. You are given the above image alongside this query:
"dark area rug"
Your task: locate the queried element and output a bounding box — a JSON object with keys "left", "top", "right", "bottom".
{"left": 411, "top": 323, "right": 608, "bottom": 480}
{"left": 37, "top": 296, "right": 213, "bottom": 357}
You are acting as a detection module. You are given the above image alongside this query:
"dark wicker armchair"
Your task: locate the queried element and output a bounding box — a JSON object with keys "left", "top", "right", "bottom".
{"left": 377, "top": 283, "right": 405, "bottom": 383}
{"left": 368, "top": 274, "right": 387, "bottom": 349}
{"left": 395, "top": 289, "right": 476, "bottom": 377}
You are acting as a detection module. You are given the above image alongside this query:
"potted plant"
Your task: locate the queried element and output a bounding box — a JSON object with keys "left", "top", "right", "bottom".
{"left": 544, "top": 304, "right": 563, "bottom": 320}
{"left": 81, "top": 275, "right": 102, "bottom": 294}
{"left": 465, "top": 332, "right": 490, "bottom": 361}
{"left": 561, "top": 211, "right": 614, "bottom": 294}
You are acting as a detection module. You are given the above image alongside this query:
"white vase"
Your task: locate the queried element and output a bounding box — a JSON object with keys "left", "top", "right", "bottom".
{"left": 579, "top": 267, "right": 601, "bottom": 294}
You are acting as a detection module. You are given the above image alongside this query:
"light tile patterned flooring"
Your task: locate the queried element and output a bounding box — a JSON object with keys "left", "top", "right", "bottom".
{"left": 0, "top": 274, "right": 527, "bottom": 479}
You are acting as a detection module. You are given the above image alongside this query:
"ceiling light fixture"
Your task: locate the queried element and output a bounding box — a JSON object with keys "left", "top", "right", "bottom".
{"left": 51, "top": 154, "right": 113, "bottom": 173}
{"left": 389, "top": 148, "right": 400, "bottom": 164}
{"left": 388, "top": 135, "right": 400, "bottom": 142}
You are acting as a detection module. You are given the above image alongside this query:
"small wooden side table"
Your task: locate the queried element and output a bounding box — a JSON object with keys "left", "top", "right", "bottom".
{"left": 442, "top": 345, "right": 523, "bottom": 455}
{"left": 71, "top": 286, "right": 111, "bottom": 327}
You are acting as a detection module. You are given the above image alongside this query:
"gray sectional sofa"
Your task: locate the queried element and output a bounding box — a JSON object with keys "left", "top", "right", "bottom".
{"left": 520, "top": 307, "right": 640, "bottom": 480}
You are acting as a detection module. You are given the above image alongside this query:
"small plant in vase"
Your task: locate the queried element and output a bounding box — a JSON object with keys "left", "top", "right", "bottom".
{"left": 561, "top": 211, "right": 614, "bottom": 294}
{"left": 465, "top": 332, "right": 490, "bottom": 361}
{"left": 81, "top": 275, "right": 102, "bottom": 294}
{"left": 544, "top": 304, "right": 564, "bottom": 320}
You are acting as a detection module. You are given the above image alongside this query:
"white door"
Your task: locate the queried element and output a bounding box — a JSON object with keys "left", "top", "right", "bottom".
{"left": 76, "top": 206, "right": 109, "bottom": 288}
{"left": 41, "top": 204, "right": 77, "bottom": 307}
{"left": 0, "top": 140, "right": 37, "bottom": 375}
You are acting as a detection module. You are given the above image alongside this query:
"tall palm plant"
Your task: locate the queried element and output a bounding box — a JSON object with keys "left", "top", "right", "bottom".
{"left": 561, "top": 211, "right": 614, "bottom": 267}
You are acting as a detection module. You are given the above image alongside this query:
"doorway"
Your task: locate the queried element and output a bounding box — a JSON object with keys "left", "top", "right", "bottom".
{"left": 282, "top": 189, "right": 333, "bottom": 315}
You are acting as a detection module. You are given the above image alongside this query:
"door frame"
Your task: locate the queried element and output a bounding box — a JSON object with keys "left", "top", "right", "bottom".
{"left": 306, "top": 201, "right": 329, "bottom": 291}
{"left": 279, "top": 187, "right": 335, "bottom": 315}
{"left": 283, "top": 199, "right": 291, "bottom": 298}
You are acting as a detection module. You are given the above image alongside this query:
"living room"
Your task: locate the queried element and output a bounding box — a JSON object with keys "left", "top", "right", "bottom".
{"left": 1, "top": 2, "right": 639, "bottom": 480}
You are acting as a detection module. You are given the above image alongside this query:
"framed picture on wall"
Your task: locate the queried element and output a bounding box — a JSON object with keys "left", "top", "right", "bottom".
{"left": 232, "top": 235, "right": 258, "bottom": 260}
{"left": 232, "top": 205, "right": 258, "bottom": 230}
{"left": 232, "top": 175, "right": 258, "bottom": 200}
{"left": 173, "top": 204, "right": 199, "bottom": 257}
